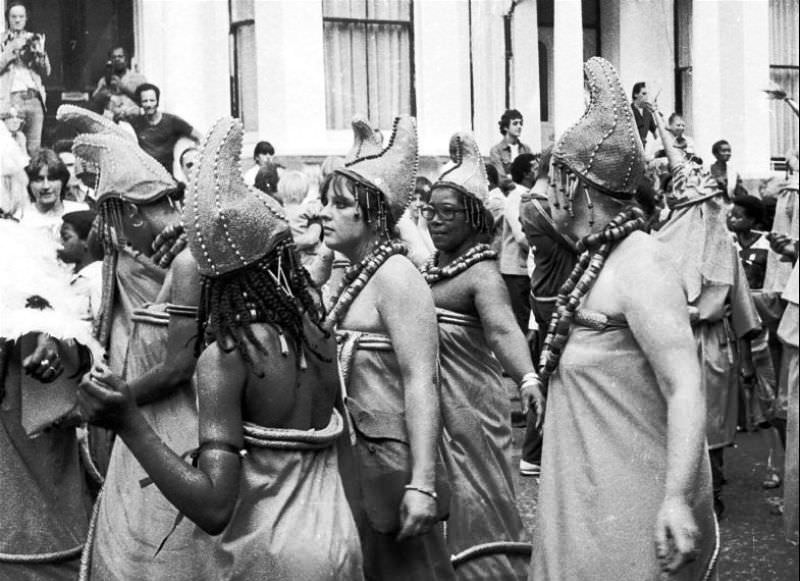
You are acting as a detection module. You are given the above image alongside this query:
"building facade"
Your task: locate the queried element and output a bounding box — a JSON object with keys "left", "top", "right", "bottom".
{"left": 5, "top": 0, "right": 798, "bottom": 179}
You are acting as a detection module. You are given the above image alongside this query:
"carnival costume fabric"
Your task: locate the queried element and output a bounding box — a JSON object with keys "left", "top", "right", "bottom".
{"left": 184, "top": 116, "right": 363, "bottom": 580}
{"left": 531, "top": 57, "right": 719, "bottom": 581}
{"left": 0, "top": 218, "right": 99, "bottom": 580}
{"left": 330, "top": 116, "right": 456, "bottom": 580}
{"left": 69, "top": 119, "right": 218, "bottom": 581}
{"left": 429, "top": 133, "right": 527, "bottom": 580}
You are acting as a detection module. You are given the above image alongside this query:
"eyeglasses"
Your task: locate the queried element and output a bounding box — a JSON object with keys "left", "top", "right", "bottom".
{"left": 420, "top": 204, "right": 467, "bottom": 221}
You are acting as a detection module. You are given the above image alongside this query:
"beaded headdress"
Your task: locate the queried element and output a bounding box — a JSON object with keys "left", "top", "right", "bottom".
{"left": 433, "top": 132, "right": 489, "bottom": 207}
{"left": 56, "top": 104, "right": 136, "bottom": 142}
{"left": 552, "top": 57, "right": 645, "bottom": 200}
{"left": 335, "top": 115, "right": 418, "bottom": 223}
{"left": 431, "top": 132, "right": 492, "bottom": 232}
{"left": 344, "top": 115, "right": 384, "bottom": 164}
{"left": 184, "top": 116, "right": 290, "bottom": 277}
{"left": 72, "top": 133, "right": 177, "bottom": 205}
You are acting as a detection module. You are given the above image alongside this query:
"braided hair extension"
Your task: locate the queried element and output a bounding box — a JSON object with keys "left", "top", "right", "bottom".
{"left": 537, "top": 204, "right": 647, "bottom": 382}
{"left": 321, "top": 173, "right": 396, "bottom": 239}
{"left": 460, "top": 190, "right": 492, "bottom": 234}
{"left": 197, "top": 238, "right": 329, "bottom": 375}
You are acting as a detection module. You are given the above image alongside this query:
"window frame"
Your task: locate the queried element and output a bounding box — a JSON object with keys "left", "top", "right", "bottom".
{"left": 321, "top": 0, "right": 417, "bottom": 129}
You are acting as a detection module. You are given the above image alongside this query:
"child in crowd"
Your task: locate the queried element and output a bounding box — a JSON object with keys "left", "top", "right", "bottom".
{"left": 727, "top": 194, "right": 785, "bottom": 489}
{"left": 57, "top": 210, "right": 102, "bottom": 327}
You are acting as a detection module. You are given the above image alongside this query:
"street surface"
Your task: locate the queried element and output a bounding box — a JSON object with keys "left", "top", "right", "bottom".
{"left": 510, "top": 425, "right": 799, "bottom": 580}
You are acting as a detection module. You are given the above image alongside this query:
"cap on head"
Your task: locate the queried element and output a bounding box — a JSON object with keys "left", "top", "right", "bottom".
{"left": 184, "top": 117, "right": 290, "bottom": 277}
{"left": 553, "top": 57, "right": 646, "bottom": 199}
{"left": 72, "top": 133, "right": 176, "bottom": 205}
{"left": 433, "top": 132, "right": 489, "bottom": 207}
{"left": 57, "top": 104, "right": 136, "bottom": 143}
{"left": 335, "top": 115, "right": 418, "bottom": 223}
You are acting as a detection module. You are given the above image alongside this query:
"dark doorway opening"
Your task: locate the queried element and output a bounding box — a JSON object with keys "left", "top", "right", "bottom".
{"left": 23, "top": 0, "right": 135, "bottom": 144}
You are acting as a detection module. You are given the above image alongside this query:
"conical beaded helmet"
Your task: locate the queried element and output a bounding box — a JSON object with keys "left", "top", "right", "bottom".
{"left": 432, "top": 132, "right": 489, "bottom": 207}
{"left": 553, "top": 57, "right": 645, "bottom": 198}
{"left": 344, "top": 115, "right": 384, "bottom": 164}
{"left": 184, "top": 117, "right": 290, "bottom": 277}
{"left": 72, "top": 133, "right": 177, "bottom": 205}
{"left": 335, "top": 115, "right": 418, "bottom": 222}
{"left": 57, "top": 104, "right": 136, "bottom": 142}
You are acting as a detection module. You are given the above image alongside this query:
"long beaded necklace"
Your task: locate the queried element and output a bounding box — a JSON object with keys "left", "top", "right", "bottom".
{"left": 323, "top": 240, "right": 407, "bottom": 329}
{"left": 538, "top": 206, "right": 647, "bottom": 381}
{"left": 420, "top": 243, "right": 497, "bottom": 285}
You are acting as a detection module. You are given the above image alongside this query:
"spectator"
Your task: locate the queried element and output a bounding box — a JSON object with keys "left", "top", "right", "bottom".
{"left": 90, "top": 45, "right": 146, "bottom": 120}
{"left": 58, "top": 209, "right": 102, "bottom": 324}
{"left": 0, "top": 1, "right": 50, "bottom": 155}
{"left": 500, "top": 152, "right": 537, "bottom": 332}
{"left": 518, "top": 147, "right": 578, "bottom": 477}
{"left": 1, "top": 105, "right": 25, "bottom": 152}
{"left": 484, "top": 163, "right": 506, "bottom": 252}
{"left": 129, "top": 82, "right": 201, "bottom": 174}
{"left": 243, "top": 140, "right": 276, "bottom": 185}
{"left": 631, "top": 82, "right": 657, "bottom": 147}
{"left": 178, "top": 145, "right": 199, "bottom": 185}
{"left": 254, "top": 162, "right": 280, "bottom": 196}
{"left": 19, "top": 148, "right": 88, "bottom": 242}
{"left": 489, "top": 109, "right": 532, "bottom": 182}
{"left": 709, "top": 139, "right": 742, "bottom": 199}
{"left": 0, "top": 109, "right": 27, "bottom": 217}
{"left": 53, "top": 139, "right": 94, "bottom": 205}
{"left": 275, "top": 169, "right": 323, "bottom": 267}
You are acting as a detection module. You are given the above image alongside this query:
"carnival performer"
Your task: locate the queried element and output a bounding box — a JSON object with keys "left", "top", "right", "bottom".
{"left": 420, "top": 132, "right": 542, "bottom": 580}
{"left": 530, "top": 57, "right": 718, "bottom": 581}
{"left": 320, "top": 115, "right": 456, "bottom": 580}
{"left": 652, "top": 100, "right": 761, "bottom": 519}
{"left": 79, "top": 116, "right": 364, "bottom": 580}
{"left": 0, "top": 214, "right": 99, "bottom": 580}
{"left": 67, "top": 113, "right": 217, "bottom": 580}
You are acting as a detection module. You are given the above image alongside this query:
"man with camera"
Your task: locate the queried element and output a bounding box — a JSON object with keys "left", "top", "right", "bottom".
{"left": 0, "top": 1, "right": 50, "bottom": 155}
{"left": 91, "top": 46, "right": 146, "bottom": 121}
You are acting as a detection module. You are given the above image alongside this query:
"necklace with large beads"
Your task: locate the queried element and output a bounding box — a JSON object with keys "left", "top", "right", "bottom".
{"left": 323, "top": 240, "right": 407, "bottom": 329}
{"left": 538, "top": 206, "right": 646, "bottom": 381}
{"left": 420, "top": 243, "right": 497, "bottom": 285}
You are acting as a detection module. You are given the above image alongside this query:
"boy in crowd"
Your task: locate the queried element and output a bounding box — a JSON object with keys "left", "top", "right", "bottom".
{"left": 57, "top": 209, "right": 102, "bottom": 325}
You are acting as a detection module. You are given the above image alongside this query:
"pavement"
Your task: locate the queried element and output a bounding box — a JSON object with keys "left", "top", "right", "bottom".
{"left": 508, "top": 421, "right": 799, "bottom": 580}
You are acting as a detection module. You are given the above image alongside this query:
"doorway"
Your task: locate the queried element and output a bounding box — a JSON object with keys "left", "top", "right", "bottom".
{"left": 21, "top": 0, "right": 135, "bottom": 143}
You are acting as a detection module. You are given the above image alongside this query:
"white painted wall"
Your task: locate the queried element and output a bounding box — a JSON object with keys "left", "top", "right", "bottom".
{"left": 137, "top": 0, "right": 230, "bottom": 136}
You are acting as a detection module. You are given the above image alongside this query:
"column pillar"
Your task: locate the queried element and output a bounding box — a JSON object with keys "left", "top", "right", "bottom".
{"left": 552, "top": 0, "right": 584, "bottom": 138}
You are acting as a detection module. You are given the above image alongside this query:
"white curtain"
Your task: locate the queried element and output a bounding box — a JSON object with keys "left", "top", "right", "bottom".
{"left": 323, "top": 0, "right": 412, "bottom": 129}
{"left": 769, "top": 0, "right": 799, "bottom": 158}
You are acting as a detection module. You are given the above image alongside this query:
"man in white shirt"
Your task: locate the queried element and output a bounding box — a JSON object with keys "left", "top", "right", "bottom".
{"left": 500, "top": 152, "right": 539, "bottom": 332}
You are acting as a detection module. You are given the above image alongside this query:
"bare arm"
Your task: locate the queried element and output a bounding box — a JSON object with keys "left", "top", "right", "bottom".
{"left": 651, "top": 105, "right": 684, "bottom": 171}
{"left": 472, "top": 265, "right": 545, "bottom": 423}
{"left": 79, "top": 344, "right": 244, "bottom": 535}
{"left": 618, "top": 246, "right": 705, "bottom": 573}
{"left": 128, "top": 250, "right": 201, "bottom": 405}
{"left": 472, "top": 265, "right": 535, "bottom": 384}
{"left": 376, "top": 257, "right": 441, "bottom": 539}
{"left": 506, "top": 192, "right": 530, "bottom": 250}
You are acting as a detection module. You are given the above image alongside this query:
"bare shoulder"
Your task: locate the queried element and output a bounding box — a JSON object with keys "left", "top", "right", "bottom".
{"left": 373, "top": 253, "right": 428, "bottom": 294}
{"left": 612, "top": 232, "right": 685, "bottom": 302}
{"left": 169, "top": 248, "right": 201, "bottom": 304}
{"left": 197, "top": 340, "right": 245, "bottom": 383}
{"left": 170, "top": 248, "right": 199, "bottom": 279}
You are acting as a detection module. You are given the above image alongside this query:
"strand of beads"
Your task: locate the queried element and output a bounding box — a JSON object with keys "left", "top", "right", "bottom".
{"left": 537, "top": 206, "right": 647, "bottom": 382}
{"left": 323, "top": 240, "right": 407, "bottom": 329}
{"left": 420, "top": 243, "right": 497, "bottom": 285}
